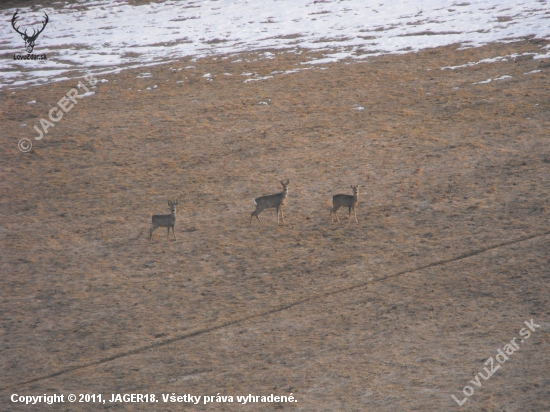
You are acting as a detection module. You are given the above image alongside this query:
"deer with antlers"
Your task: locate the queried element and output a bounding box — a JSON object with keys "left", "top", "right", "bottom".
{"left": 11, "top": 10, "right": 49, "bottom": 54}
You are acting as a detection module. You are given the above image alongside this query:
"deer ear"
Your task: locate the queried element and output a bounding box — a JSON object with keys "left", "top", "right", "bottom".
{"left": 286, "top": 180, "right": 290, "bottom": 185}
{"left": 168, "top": 201, "right": 172, "bottom": 206}
{"left": 175, "top": 200, "right": 178, "bottom": 206}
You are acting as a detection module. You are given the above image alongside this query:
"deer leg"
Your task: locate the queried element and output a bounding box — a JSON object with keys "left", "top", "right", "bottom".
{"left": 167, "top": 226, "right": 170, "bottom": 239}
{"left": 280, "top": 207, "right": 285, "bottom": 222}
{"left": 331, "top": 206, "right": 338, "bottom": 223}
{"left": 332, "top": 205, "right": 342, "bottom": 223}
{"left": 348, "top": 207, "right": 352, "bottom": 225}
{"left": 172, "top": 226, "right": 177, "bottom": 241}
{"left": 251, "top": 206, "right": 263, "bottom": 225}
{"left": 254, "top": 205, "right": 265, "bottom": 225}
{"left": 354, "top": 207, "right": 358, "bottom": 223}
{"left": 150, "top": 225, "right": 157, "bottom": 241}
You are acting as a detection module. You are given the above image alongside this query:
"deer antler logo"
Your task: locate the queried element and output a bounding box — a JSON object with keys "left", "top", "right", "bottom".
{"left": 11, "top": 10, "right": 49, "bottom": 54}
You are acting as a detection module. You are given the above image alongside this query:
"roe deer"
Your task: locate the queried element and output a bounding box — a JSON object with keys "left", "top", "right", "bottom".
{"left": 250, "top": 180, "right": 290, "bottom": 225}
{"left": 331, "top": 185, "right": 359, "bottom": 224}
{"left": 150, "top": 200, "right": 178, "bottom": 241}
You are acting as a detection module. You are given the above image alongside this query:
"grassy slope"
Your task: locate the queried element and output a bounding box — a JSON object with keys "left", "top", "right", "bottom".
{"left": 1, "top": 39, "right": 549, "bottom": 410}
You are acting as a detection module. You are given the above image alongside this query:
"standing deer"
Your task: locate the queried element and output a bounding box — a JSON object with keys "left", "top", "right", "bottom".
{"left": 331, "top": 185, "right": 360, "bottom": 224}
{"left": 250, "top": 180, "right": 290, "bottom": 225}
{"left": 150, "top": 200, "right": 178, "bottom": 241}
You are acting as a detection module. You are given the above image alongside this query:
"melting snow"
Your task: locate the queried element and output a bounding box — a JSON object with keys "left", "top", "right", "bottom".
{"left": 1, "top": 0, "right": 549, "bottom": 88}
{"left": 472, "top": 75, "right": 512, "bottom": 85}
{"left": 243, "top": 76, "right": 273, "bottom": 83}
{"left": 441, "top": 53, "right": 537, "bottom": 70}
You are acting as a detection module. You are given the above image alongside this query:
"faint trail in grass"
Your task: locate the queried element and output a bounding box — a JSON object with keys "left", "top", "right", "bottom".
{"left": 11, "top": 229, "right": 550, "bottom": 388}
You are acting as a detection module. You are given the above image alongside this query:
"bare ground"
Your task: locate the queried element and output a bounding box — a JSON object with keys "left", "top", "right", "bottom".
{"left": 1, "top": 39, "right": 549, "bottom": 411}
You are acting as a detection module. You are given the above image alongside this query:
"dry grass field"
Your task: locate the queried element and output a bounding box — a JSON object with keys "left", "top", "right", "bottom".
{"left": 1, "top": 38, "right": 550, "bottom": 411}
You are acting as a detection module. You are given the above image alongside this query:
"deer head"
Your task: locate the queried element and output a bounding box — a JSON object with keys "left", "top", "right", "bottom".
{"left": 11, "top": 10, "right": 49, "bottom": 54}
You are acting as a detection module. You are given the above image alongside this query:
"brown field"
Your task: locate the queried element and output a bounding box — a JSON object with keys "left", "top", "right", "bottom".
{"left": 1, "top": 38, "right": 550, "bottom": 411}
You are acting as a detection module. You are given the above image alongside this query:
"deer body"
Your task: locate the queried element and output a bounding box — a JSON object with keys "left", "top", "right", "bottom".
{"left": 331, "top": 185, "right": 359, "bottom": 224}
{"left": 251, "top": 180, "right": 290, "bottom": 225}
{"left": 150, "top": 200, "right": 178, "bottom": 241}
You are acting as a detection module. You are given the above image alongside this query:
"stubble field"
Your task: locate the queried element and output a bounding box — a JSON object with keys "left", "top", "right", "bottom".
{"left": 1, "top": 39, "right": 550, "bottom": 410}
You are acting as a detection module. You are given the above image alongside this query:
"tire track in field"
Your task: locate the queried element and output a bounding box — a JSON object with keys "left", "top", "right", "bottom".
{"left": 9, "top": 229, "right": 550, "bottom": 389}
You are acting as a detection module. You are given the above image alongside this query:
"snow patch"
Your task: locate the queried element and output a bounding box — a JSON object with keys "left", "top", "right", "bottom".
{"left": 2, "top": 0, "right": 550, "bottom": 88}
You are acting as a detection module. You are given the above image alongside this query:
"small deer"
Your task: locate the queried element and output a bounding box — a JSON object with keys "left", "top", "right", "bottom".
{"left": 250, "top": 180, "right": 290, "bottom": 225}
{"left": 331, "top": 185, "right": 360, "bottom": 224}
{"left": 150, "top": 200, "right": 178, "bottom": 241}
